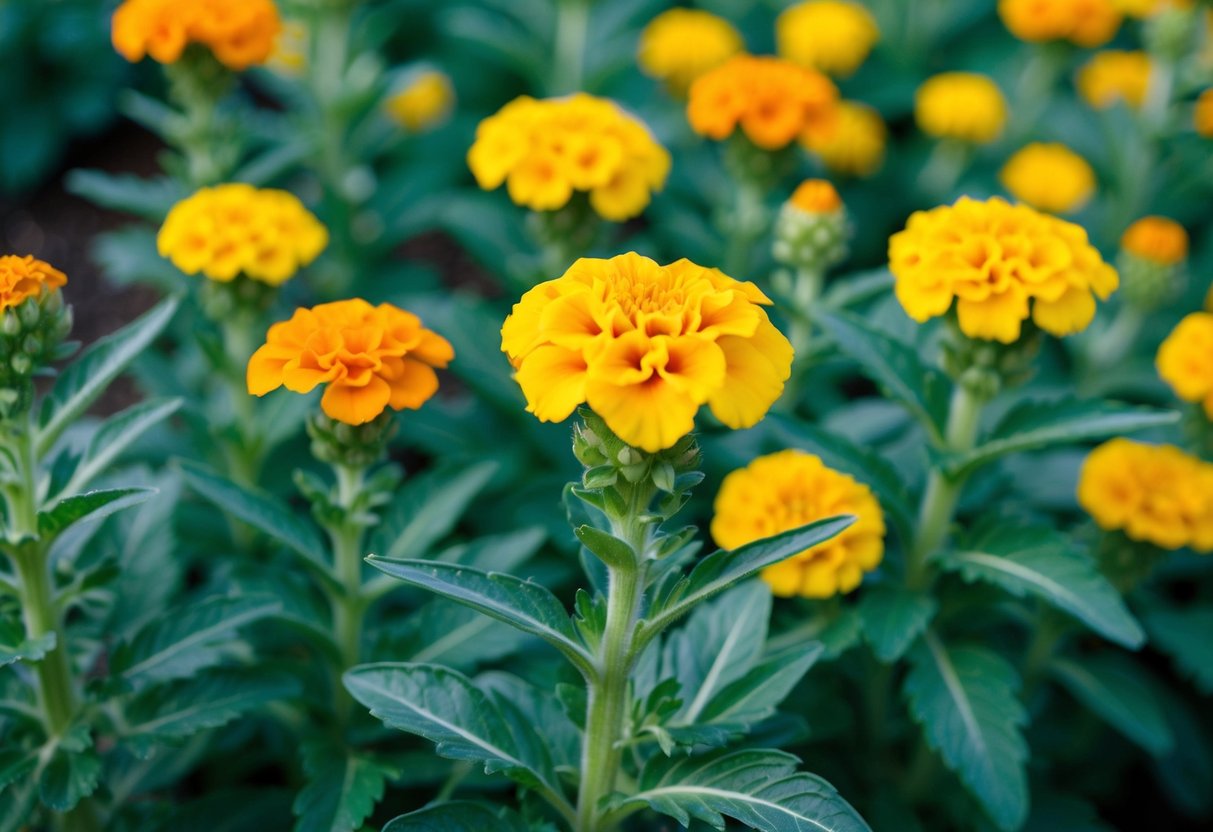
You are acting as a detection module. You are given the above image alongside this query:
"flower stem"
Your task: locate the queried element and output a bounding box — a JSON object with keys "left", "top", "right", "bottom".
{"left": 553, "top": 0, "right": 589, "bottom": 95}
{"left": 327, "top": 463, "right": 368, "bottom": 722}
{"left": 723, "top": 177, "right": 767, "bottom": 278}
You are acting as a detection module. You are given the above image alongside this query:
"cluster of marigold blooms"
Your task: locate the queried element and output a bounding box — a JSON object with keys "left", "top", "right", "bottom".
{"left": 111, "top": 0, "right": 281, "bottom": 70}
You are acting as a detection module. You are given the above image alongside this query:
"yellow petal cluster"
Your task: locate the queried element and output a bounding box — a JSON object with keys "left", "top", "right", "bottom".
{"left": 1077, "top": 51, "right": 1152, "bottom": 110}
{"left": 111, "top": 0, "right": 281, "bottom": 70}
{"left": 999, "top": 0, "right": 1121, "bottom": 46}
{"left": 776, "top": 1, "right": 880, "bottom": 77}
{"left": 500, "top": 253, "right": 793, "bottom": 453}
{"left": 889, "top": 197, "right": 1118, "bottom": 343}
{"left": 801, "top": 100, "right": 886, "bottom": 177}
{"left": 386, "top": 71, "right": 455, "bottom": 133}
{"left": 248, "top": 299, "right": 454, "bottom": 426}
{"left": 638, "top": 8, "right": 743, "bottom": 94}
{"left": 467, "top": 94, "right": 670, "bottom": 222}
{"left": 1196, "top": 89, "right": 1213, "bottom": 137}
{"left": 1156, "top": 312, "right": 1213, "bottom": 419}
{"left": 1078, "top": 439, "right": 1213, "bottom": 552}
{"left": 999, "top": 142, "right": 1096, "bottom": 214}
{"left": 711, "top": 450, "right": 885, "bottom": 598}
{"left": 158, "top": 184, "right": 328, "bottom": 286}
{"left": 0, "top": 255, "right": 67, "bottom": 312}
{"left": 915, "top": 73, "right": 1008, "bottom": 144}
{"left": 1121, "top": 216, "right": 1188, "bottom": 265}
{"left": 687, "top": 55, "right": 840, "bottom": 151}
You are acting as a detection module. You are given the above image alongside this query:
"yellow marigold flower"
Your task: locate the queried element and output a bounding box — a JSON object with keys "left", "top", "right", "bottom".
{"left": 1077, "top": 50, "right": 1152, "bottom": 110}
{"left": 999, "top": 0, "right": 1122, "bottom": 46}
{"left": 712, "top": 450, "right": 885, "bottom": 598}
{"left": 687, "top": 54, "right": 840, "bottom": 151}
{"left": 915, "top": 73, "right": 1008, "bottom": 144}
{"left": 1116, "top": 0, "right": 1193, "bottom": 17}
{"left": 386, "top": 70, "right": 455, "bottom": 133}
{"left": 801, "top": 100, "right": 886, "bottom": 177}
{"left": 1078, "top": 439, "right": 1213, "bottom": 552}
{"left": 889, "top": 196, "right": 1118, "bottom": 343}
{"left": 0, "top": 255, "right": 67, "bottom": 312}
{"left": 1121, "top": 216, "right": 1188, "bottom": 265}
{"left": 1195, "top": 89, "right": 1213, "bottom": 137}
{"left": 638, "top": 8, "right": 743, "bottom": 94}
{"left": 248, "top": 299, "right": 453, "bottom": 426}
{"left": 158, "top": 185, "right": 327, "bottom": 286}
{"left": 1157, "top": 312, "right": 1213, "bottom": 419}
{"left": 468, "top": 94, "right": 670, "bottom": 221}
{"left": 112, "top": 0, "right": 281, "bottom": 70}
{"left": 999, "top": 142, "right": 1096, "bottom": 214}
{"left": 776, "top": 1, "right": 880, "bottom": 78}
{"left": 500, "top": 253, "right": 793, "bottom": 453}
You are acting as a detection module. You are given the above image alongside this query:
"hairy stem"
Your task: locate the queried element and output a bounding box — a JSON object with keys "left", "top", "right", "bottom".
{"left": 328, "top": 463, "right": 368, "bottom": 722}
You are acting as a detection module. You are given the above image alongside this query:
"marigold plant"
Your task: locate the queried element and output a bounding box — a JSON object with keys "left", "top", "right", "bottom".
{"left": 1000, "top": 142, "right": 1097, "bottom": 214}
{"left": 0, "top": 254, "right": 67, "bottom": 311}
{"left": 1157, "top": 312, "right": 1213, "bottom": 418}
{"left": 915, "top": 72, "right": 1008, "bottom": 144}
{"left": 999, "top": 0, "right": 1122, "bottom": 46}
{"left": 802, "top": 100, "right": 886, "bottom": 176}
{"left": 1077, "top": 50, "right": 1153, "bottom": 110}
{"left": 776, "top": 0, "right": 880, "bottom": 78}
{"left": 637, "top": 8, "right": 743, "bottom": 93}
{"left": 111, "top": 0, "right": 281, "bottom": 70}
{"left": 385, "top": 70, "right": 455, "bottom": 133}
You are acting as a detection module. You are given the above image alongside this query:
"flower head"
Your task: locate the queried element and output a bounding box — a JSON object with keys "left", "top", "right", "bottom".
{"left": 1078, "top": 439, "right": 1213, "bottom": 552}
{"left": 0, "top": 255, "right": 67, "bottom": 312}
{"left": 712, "top": 450, "right": 885, "bottom": 598}
{"left": 468, "top": 94, "right": 670, "bottom": 221}
{"left": 999, "top": 0, "right": 1122, "bottom": 46}
{"left": 801, "top": 100, "right": 886, "bottom": 177}
{"left": 501, "top": 253, "right": 793, "bottom": 452}
{"left": 915, "top": 73, "right": 1008, "bottom": 144}
{"left": 1077, "top": 51, "right": 1152, "bottom": 110}
{"left": 112, "top": 0, "right": 281, "bottom": 70}
{"left": 386, "top": 70, "right": 455, "bottom": 133}
{"left": 1000, "top": 142, "right": 1096, "bottom": 214}
{"left": 687, "top": 55, "right": 839, "bottom": 151}
{"left": 638, "top": 8, "right": 743, "bottom": 94}
{"left": 248, "top": 299, "right": 454, "bottom": 425}
{"left": 1196, "top": 89, "right": 1213, "bottom": 137}
{"left": 1122, "top": 216, "right": 1188, "bottom": 265}
{"left": 889, "top": 196, "right": 1118, "bottom": 343}
{"left": 1156, "top": 312, "right": 1213, "bottom": 419}
{"left": 776, "top": 1, "right": 880, "bottom": 77}
{"left": 774, "top": 181, "right": 849, "bottom": 272}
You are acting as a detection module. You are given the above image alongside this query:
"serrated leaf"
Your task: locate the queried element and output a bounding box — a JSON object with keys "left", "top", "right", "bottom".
{"left": 698, "top": 643, "right": 823, "bottom": 728}
{"left": 38, "top": 747, "right": 101, "bottom": 812}
{"left": 382, "top": 802, "right": 530, "bottom": 832}
{"left": 903, "top": 634, "right": 1028, "bottom": 831}
{"left": 373, "top": 461, "right": 498, "bottom": 560}
{"left": 1051, "top": 655, "right": 1173, "bottom": 756}
{"left": 477, "top": 672, "right": 581, "bottom": 773}
{"left": 37, "top": 488, "right": 154, "bottom": 538}
{"left": 1142, "top": 605, "right": 1213, "bottom": 694}
{"left": 857, "top": 585, "right": 937, "bottom": 662}
{"left": 293, "top": 744, "right": 390, "bottom": 832}
{"left": 0, "top": 749, "right": 37, "bottom": 790}
{"left": 59, "top": 398, "right": 181, "bottom": 496}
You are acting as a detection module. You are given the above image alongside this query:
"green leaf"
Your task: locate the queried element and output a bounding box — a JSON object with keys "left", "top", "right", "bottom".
{"left": 575, "top": 525, "right": 636, "bottom": 570}
{"left": 37, "top": 488, "right": 154, "bottom": 538}
{"left": 639, "top": 516, "right": 854, "bottom": 648}
{"left": 945, "top": 398, "right": 1179, "bottom": 478}
{"left": 38, "top": 297, "right": 179, "bottom": 456}
{"left": 1051, "top": 655, "right": 1173, "bottom": 756}
{"left": 373, "top": 461, "right": 498, "bottom": 560}
{"left": 1024, "top": 793, "right": 1115, "bottom": 832}
{"left": 38, "top": 748, "right": 101, "bottom": 812}
{"left": 293, "top": 743, "right": 391, "bottom": 832}
{"left": 0, "top": 619, "right": 54, "bottom": 667}
{"left": 698, "top": 643, "right": 823, "bottom": 728}
{"left": 63, "top": 169, "right": 184, "bottom": 222}
{"left": 605, "top": 749, "right": 871, "bottom": 832}
{"left": 401, "top": 601, "right": 531, "bottom": 669}
{"left": 364, "top": 558, "right": 593, "bottom": 676}
{"left": 59, "top": 398, "right": 181, "bottom": 496}
{"left": 382, "top": 802, "right": 529, "bottom": 832}
{"left": 903, "top": 634, "right": 1028, "bottom": 831}
{"left": 0, "top": 748, "right": 38, "bottom": 790}
{"left": 857, "top": 585, "right": 938, "bottom": 663}
{"left": 477, "top": 672, "right": 581, "bottom": 773}
{"left": 1142, "top": 605, "right": 1213, "bottom": 694}
{"left": 940, "top": 524, "right": 1144, "bottom": 649}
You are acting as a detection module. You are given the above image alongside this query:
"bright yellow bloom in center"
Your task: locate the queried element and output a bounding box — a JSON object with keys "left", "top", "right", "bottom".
{"left": 111, "top": 0, "right": 281, "bottom": 70}
{"left": 1156, "top": 312, "right": 1213, "bottom": 419}
{"left": 1121, "top": 216, "right": 1188, "bottom": 265}
{"left": 0, "top": 255, "right": 67, "bottom": 312}
{"left": 776, "top": 1, "right": 880, "bottom": 77}
{"left": 915, "top": 73, "right": 1008, "bottom": 144}
{"left": 248, "top": 299, "right": 454, "bottom": 425}
{"left": 638, "top": 8, "right": 743, "bottom": 94}
{"left": 1077, "top": 51, "right": 1153, "bottom": 110}
{"left": 889, "top": 197, "right": 1118, "bottom": 343}
{"left": 801, "top": 100, "right": 886, "bottom": 177}
{"left": 1000, "top": 143, "right": 1096, "bottom": 214}
{"left": 501, "top": 253, "right": 794, "bottom": 452}
{"left": 386, "top": 70, "right": 455, "bottom": 133}
{"left": 712, "top": 450, "right": 885, "bottom": 598}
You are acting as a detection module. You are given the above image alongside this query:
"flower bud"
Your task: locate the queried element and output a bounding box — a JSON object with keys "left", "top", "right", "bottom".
{"left": 772, "top": 179, "right": 850, "bottom": 274}
{"left": 1117, "top": 216, "right": 1188, "bottom": 310}
{"left": 307, "top": 410, "right": 398, "bottom": 469}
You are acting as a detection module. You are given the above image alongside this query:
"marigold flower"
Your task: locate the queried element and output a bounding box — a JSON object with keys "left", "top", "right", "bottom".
{"left": 915, "top": 73, "right": 1008, "bottom": 144}
{"left": 1077, "top": 51, "right": 1152, "bottom": 110}
{"left": 776, "top": 1, "right": 879, "bottom": 77}
{"left": 158, "top": 184, "right": 328, "bottom": 286}
{"left": 468, "top": 94, "right": 670, "bottom": 221}
{"left": 1197, "top": 89, "right": 1213, "bottom": 137}
{"left": 1078, "top": 439, "right": 1213, "bottom": 552}
{"left": 999, "top": 0, "right": 1122, "bottom": 46}
{"left": 0, "top": 255, "right": 67, "bottom": 312}
{"left": 248, "top": 299, "right": 453, "bottom": 425}
{"left": 889, "top": 196, "right": 1118, "bottom": 343}
{"left": 687, "top": 55, "right": 840, "bottom": 151}
{"left": 638, "top": 8, "right": 743, "bottom": 94}
{"left": 1121, "top": 216, "right": 1188, "bottom": 265}
{"left": 801, "top": 100, "right": 886, "bottom": 177}
{"left": 999, "top": 142, "right": 1096, "bottom": 214}
{"left": 1116, "top": 0, "right": 1194, "bottom": 18}
{"left": 712, "top": 450, "right": 885, "bottom": 598}
{"left": 1156, "top": 312, "right": 1213, "bottom": 419}
{"left": 774, "top": 181, "right": 849, "bottom": 271}
{"left": 112, "top": 0, "right": 281, "bottom": 70}
{"left": 386, "top": 70, "right": 455, "bottom": 133}
{"left": 501, "top": 253, "right": 793, "bottom": 453}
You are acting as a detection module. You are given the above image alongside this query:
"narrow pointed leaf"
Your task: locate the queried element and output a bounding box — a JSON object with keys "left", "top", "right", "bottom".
{"left": 61, "top": 398, "right": 182, "bottom": 495}
{"left": 37, "top": 488, "right": 154, "bottom": 538}
{"left": 374, "top": 461, "right": 498, "bottom": 559}
{"left": 698, "top": 643, "right": 823, "bottom": 728}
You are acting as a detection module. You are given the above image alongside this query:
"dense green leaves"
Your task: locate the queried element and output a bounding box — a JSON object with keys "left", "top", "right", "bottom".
{"left": 372, "top": 461, "right": 498, "bottom": 560}
{"left": 698, "top": 644, "right": 822, "bottom": 729}
{"left": 382, "top": 802, "right": 530, "bottom": 832}
{"left": 1051, "top": 655, "right": 1173, "bottom": 756}
{"left": 59, "top": 398, "right": 181, "bottom": 496}
{"left": 857, "top": 585, "right": 938, "bottom": 662}
{"left": 293, "top": 743, "right": 393, "bottom": 832}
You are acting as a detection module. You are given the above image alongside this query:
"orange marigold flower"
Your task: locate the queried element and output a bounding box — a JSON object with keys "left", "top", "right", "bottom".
{"left": 0, "top": 255, "right": 67, "bottom": 312}
{"left": 687, "top": 54, "right": 840, "bottom": 150}
{"left": 915, "top": 73, "right": 1008, "bottom": 144}
{"left": 500, "top": 253, "right": 793, "bottom": 452}
{"left": 1077, "top": 50, "right": 1152, "bottom": 110}
{"left": 248, "top": 299, "right": 454, "bottom": 425}
{"left": 789, "top": 179, "right": 843, "bottom": 214}
{"left": 712, "top": 449, "right": 885, "bottom": 598}
{"left": 889, "top": 196, "right": 1118, "bottom": 343}
{"left": 1121, "top": 216, "right": 1188, "bottom": 265}
{"left": 801, "top": 100, "right": 886, "bottom": 177}
{"left": 638, "top": 8, "right": 743, "bottom": 94}
{"left": 1197, "top": 89, "right": 1213, "bottom": 137}
{"left": 112, "top": 0, "right": 281, "bottom": 70}
{"left": 1000, "top": 0, "right": 1122, "bottom": 46}
{"left": 1156, "top": 312, "right": 1213, "bottom": 419}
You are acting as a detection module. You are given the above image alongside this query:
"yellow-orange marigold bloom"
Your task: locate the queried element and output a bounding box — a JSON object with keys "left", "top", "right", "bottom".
{"left": 915, "top": 73, "right": 1008, "bottom": 144}
{"left": 638, "top": 8, "right": 743, "bottom": 94}
{"left": 687, "top": 55, "right": 840, "bottom": 150}
{"left": 1077, "top": 51, "right": 1152, "bottom": 110}
{"left": 248, "top": 299, "right": 453, "bottom": 425}
{"left": 1197, "top": 89, "right": 1213, "bottom": 137}
{"left": 0, "top": 256, "right": 67, "bottom": 312}
{"left": 1078, "top": 439, "right": 1213, "bottom": 551}
{"left": 500, "top": 253, "right": 793, "bottom": 453}
{"left": 1116, "top": 0, "right": 1194, "bottom": 18}
{"left": 802, "top": 100, "right": 886, "bottom": 177}
{"left": 1000, "top": 143, "right": 1096, "bottom": 214}
{"left": 468, "top": 94, "right": 670, "bottom": 221}
{"left": 1157, "top": 312, "right": 1213, "bottom": 419}
{"left": 1121, "top": 216, "right": 1188, "bottom": 265}
{"left": 112, "top": 0, "right": 281, "bottom": 70}
{"left": 889, "top": 197, "right": 1118, "bottom": 343}
{"left": 386, "top": 70, "right": 455, "bottom": 133}
{"left": 158, "top": 184, "right": 327, "bottom": 286}
{"left": 999, "top": 0, "right": 1122, "bottom": 46}
{"left": 776, "top": 1, "right": 880, "bottom": 78}
{"left": 712, "top": 450, "right": 885, "bottom": 598}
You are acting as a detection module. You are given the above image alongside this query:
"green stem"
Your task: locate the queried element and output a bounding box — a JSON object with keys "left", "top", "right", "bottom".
{"left": 552, "top": 0, "right": 589, "bottom": 94}
{"left": 327, "top": 463, "right": 367, "bottom": 721}
{"left": 723, "top": 178, "right": 767, "bottom": 278}
{"left": 916, "top": 139, "right": 971, "bottom": 199}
